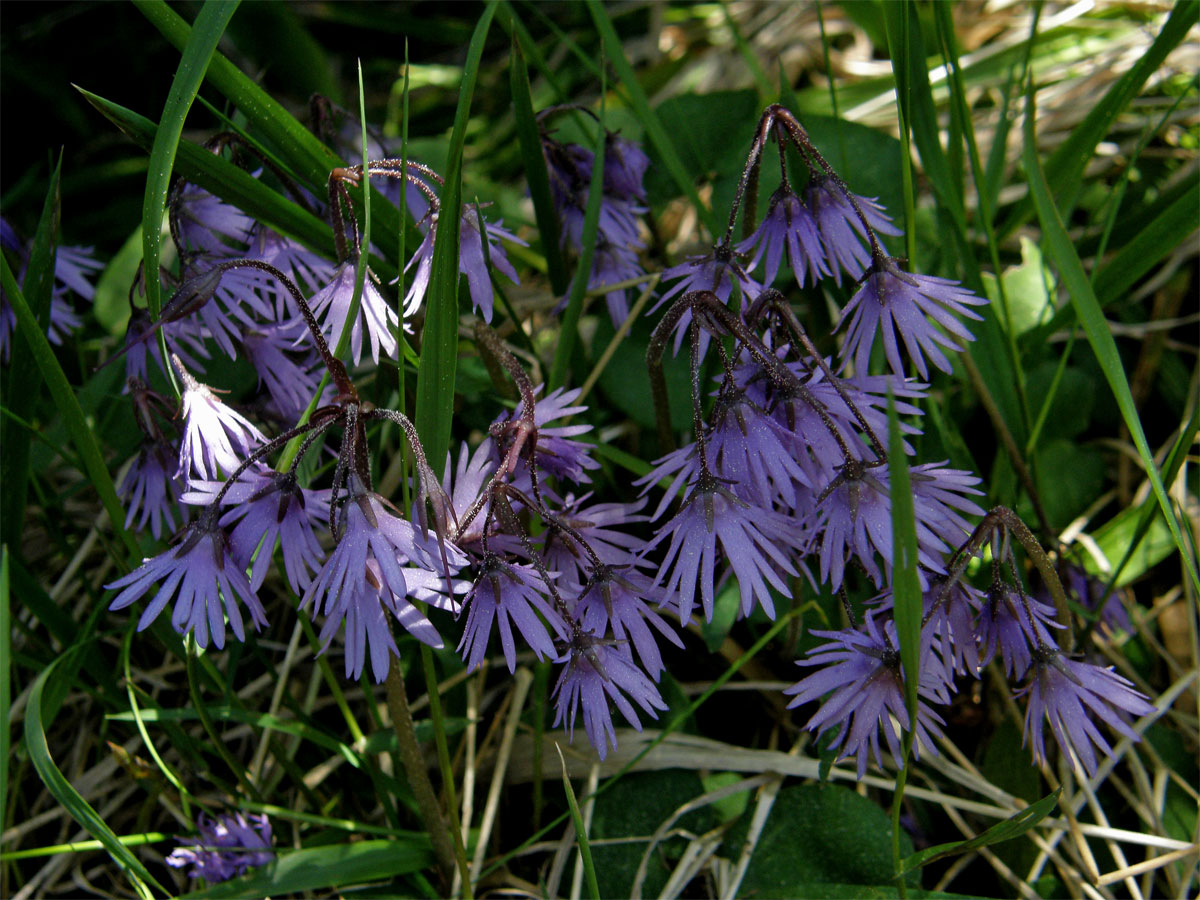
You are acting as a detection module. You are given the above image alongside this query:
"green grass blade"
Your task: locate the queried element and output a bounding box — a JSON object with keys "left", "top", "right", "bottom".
{"left": 1, "top": 157, "right": 59, "bottom": 551}
{"left": 1022, "top": 85, "right": 1199, "bottom": 594}
{"left": 1093, "top": 186, "right": 1199, "bottom": 307}
{"left": 887, "top": 390, "right": 921, "bottom": 723}
{"left": 0, "top": 255, "right": 137, "bottom": 557}
{"left": 556, "top": 745, "right": 600, "bottom": 900}
{"left": 138, "top": 0, "right": 240, "bottom": 318}
{"left": 584, "top": 0, "right": 718, "bottom": 237}
{"left": 25, "top": 655, "right": 164, "bottom": 897}
{"left": 0, "top": 833, "right": 169, "bottom": 863}
{"left": 549, "top": 82, "right": 606, "bottom": 390}
{"left": 509, "top": 33, "right": 569, "bottom": 297}
{"left": 1001, "top": 0, "right": 1199, "bottom": 237}
{"left": 415, "top": 2, "right": 497, "bottom": 468}
{"left": 178, "top": 839, "right": 435, "bottom": 899}
{"left": 79, "top": 87, "right": 334, "bottom": 256}
{"left": 901, "top": 788, "right": 1060, "bottom": 873}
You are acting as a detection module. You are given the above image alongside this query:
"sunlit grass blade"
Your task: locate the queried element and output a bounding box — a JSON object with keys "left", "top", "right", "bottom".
{"left": 1022, "top": 84, "right": 1199, "bottom": 594}
{"left": 510, "top": 33, "right": 569, "bottom": 297}
{"left": 901, "top": 789, "right": 1060, "bottom": 873}
{"left": 1, "top": 157, "right": 59, "bottom": 552}
{"left": 177, "top": 839, "right": 435, "bottom": 899}
{"left": 138, "top": 0, "right": 240, "bottom": 318}
{"left": 886, "top": 390, "right": 921, "bottom": 724}
{"left": 0, "top": 255, "right": 137, "bottom": 557}
{"left": 79, "top": 88, "right": 333, "bottom": 256}
{"left": 556, "top": 745, "right": 600, "bottom": 900}
{"left": 0, "top": 833, "right": 168, "bottom": 863}
{"left": 549, "top": 78, "right": 606, "bottom": 390}
{"left": 415, "top": 1, "right": 497, "bottom": 468}
{"left": 584, "top": 0, "right": 718, "bottom": 237}
{"left": 1001, "top": 0, "right": 1199, "bottom": 237}
{"left": 1093, "top": 185, "right": 1199, "bottom": 307}
{"left": 25, "top": 655, "right": 164, "bottom": 898}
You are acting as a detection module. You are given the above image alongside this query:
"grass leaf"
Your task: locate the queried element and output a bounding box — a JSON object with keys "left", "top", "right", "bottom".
{"left": 887, "top": 389, "right": 921, "bottom": 724}
{"left": 1022, "top": 83, "right": 1199, "bottom": 593}
{"left": 901, "top": 789, "right": 1060, "bottom": 872}
{"left": 415, "top": 2, "right": 496, "bottom": 468}
{"left": 556, "top": 744, "right": 601, "bottom": 900}
{"left": 178, "top": 838, "right": 434, "bottom": 899}
{"left": 25, "top": 655, "right": 163, "bottom": 898}
{"left": 138, "top": 0, "right": 240, "bottom": 318}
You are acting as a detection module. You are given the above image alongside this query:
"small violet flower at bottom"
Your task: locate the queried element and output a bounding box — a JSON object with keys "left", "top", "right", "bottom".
{"left": 166, "top": 812, "right": 273, "bottom": 883}
{"left": 1018, "top": 646, "right": 1155, "bottom": 777}
{"left": 106, "top": 506, "right": 267, "bottom": 650}
{"left": 785, "top": 612, "right": 951, "bottom": 779}
{"left": 552, "top": 635, "right": 666, "bottom": 760}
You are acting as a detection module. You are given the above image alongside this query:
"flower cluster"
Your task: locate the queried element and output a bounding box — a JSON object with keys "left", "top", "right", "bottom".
{"left": 103, "top": 99, "right": 1152, "bottom": 779}
{"left": 542, "top": 108, "right": 650, "bottom": 325}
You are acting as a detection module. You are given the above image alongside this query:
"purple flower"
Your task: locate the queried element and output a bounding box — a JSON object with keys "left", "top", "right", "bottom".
{"left": 183, "top": 467, "right": 330, "bottom": 594}
{"left": 805, "top": 177, "right": 899, "bottom": 285}
{"left": 651, "top": 474, "right": 795, "bottom": 622}
{"left": 553, "top": 635, "right": 666, "bottom": 760}
{"left": 651, "top": 246, "right": 762, "bottom": 355}
{"left": 736, "top": 187, "right": 828, "bottom": 288}
{"left": 120, "top": 441, "right": 186, "bottom": 540}
{"left": 603, "top": 133, "right": 650, "bottom": 201}
{"left": 241, "top": 321, "right": 328, "bottom": 423}
{"left": 403, "top": 204, "right": 525, "bottom": 323}
{"left": 785, "top": 612, "right": 951, "bottom": 779}
{"left": 706, "top": 387, "right": 810, "bottom": 508}
{"left": 588, "top": 236, "right": 645, "bottom": 326}
{"left": 977, "top": 583, "right": 1063, "bottom": 678}
{"left": 1018, "top": 647, "right": 1155, "bottom": 776}
{"left": 838, "top": 260, "right": 987, "bottom": 380}
{"left": 541, "top": 495, "right": 649, "bottom": 588}
{"left": 458, "top": 555, "right": 567, "bottom": 672}
{"left": 247, "top": 225, "right": 337, "bottom": 308}
{"left": 310, "top": 261, "right": 399, "bottom": 365}
{"left": 174, "top": 359, "right": 266, "bottom": 482}
{"left": 492, "top": 386, "right": 599, "bottom": 484}
{"left": 166, "top": 812, "right": 273, "bottom": 883}
{"left": 301, "top": 478, "right": 459, "bottom": 682}
{"left": 812, "top": 459, "right": 982, "bottom": 591}
{"left": 106, "top": 506, "right": 268, "bottom": 649}
{"left": 174, "top": 182, "right": 254, "bottom": 256}
{"left": 572, "top": 567, "right": 681, "bottom": 679}
{"left": 1039, "top": 564, "right": 1132, "bottom": 634}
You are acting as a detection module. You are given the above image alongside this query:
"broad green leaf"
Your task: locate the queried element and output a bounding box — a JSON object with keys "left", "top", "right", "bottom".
{"left": 1088, "top": 505, "right": 1178, "bottom": 588}
{"left": 179, "top": 839, "right": 433, "bottom": 899}
{"left": 901, "top": 789, "right": 1060, "bottom": 872}
{"left": 1032, "top": 439, "right": 1106, "bottom": 529}
{"left": 721, "top": 784, "right": 915, "bottom": 894}
{"left": 26, "top": 656, "right": 163, "bottom": 897}
{"left": 140, "top": 0, "right": 240, "bottom": 317}
{"left": 1022, "top": 86, "right": 1198, "bottom": 593}
{"left": 982, "top": 237, "right": 1054, "bottom": 337}
{"left": 0, "top": 255, "right": 137, "bottom": 556}
{"left": 888, "top": 390, "right": 922, "bottom": 722}
{"left": 415, "top": 3, "right": 496, "bottom": 469}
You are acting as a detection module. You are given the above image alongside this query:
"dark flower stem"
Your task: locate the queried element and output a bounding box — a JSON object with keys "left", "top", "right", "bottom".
{"left": 384, "top": 654, "right": 469, "bottom": 895}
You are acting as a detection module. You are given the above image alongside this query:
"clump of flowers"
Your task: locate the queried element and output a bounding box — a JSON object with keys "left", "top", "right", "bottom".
{"left": 166, "top": 812, "right": 274, "bottom": 883}
{"left": 104, "top": 100, "right": 1153, "bottom": 787}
